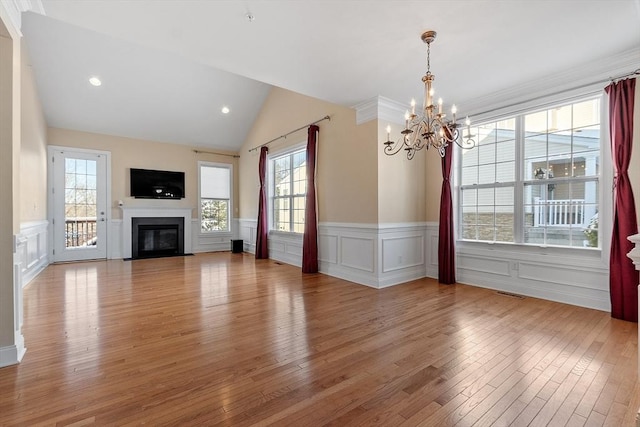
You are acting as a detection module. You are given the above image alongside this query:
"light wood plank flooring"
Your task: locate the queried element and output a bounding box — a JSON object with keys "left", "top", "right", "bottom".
{"left": 0, "top": 252, "right": 638, "bottom": 426}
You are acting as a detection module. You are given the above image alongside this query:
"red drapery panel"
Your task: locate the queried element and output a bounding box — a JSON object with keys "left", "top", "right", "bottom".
{"left": 438, "top": 143, "right": 455, "bottom": 284}
{"left": 255, "top": 146, "right": 269, "bottom": 259}
{"left": 302, "top": 125, "right": 319, "bottom": 273}
{"left": 606, "top": 78, "right": 638, "bottom": 322}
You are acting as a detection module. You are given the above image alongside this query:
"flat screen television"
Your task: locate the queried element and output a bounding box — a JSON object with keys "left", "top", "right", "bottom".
{"left": 130, "top": 168, "right": 185, "bottom": 199}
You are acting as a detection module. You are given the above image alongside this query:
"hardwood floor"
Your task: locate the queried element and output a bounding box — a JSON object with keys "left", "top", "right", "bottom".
{"left": 1, "top": 252, "right": 638, "bottom": 426}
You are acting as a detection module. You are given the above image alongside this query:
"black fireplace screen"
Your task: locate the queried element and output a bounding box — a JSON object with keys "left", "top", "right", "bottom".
{"left": 131, "top": 217, "right": 184, "bottom": 259}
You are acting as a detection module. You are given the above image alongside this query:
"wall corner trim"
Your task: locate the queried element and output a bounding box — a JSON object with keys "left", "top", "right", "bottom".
{"left": 352, "top": 96, "right": 408, "bottom": 126}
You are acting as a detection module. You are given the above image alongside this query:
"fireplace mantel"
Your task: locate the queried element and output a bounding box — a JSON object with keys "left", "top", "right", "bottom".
{"left": 121, "top": 207, "right": 193, "bottom": 259}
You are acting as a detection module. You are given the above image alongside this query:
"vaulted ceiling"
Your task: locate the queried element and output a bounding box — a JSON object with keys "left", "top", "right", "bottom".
{"left": 21, "top": 0, "right": 640, "bottom": 151}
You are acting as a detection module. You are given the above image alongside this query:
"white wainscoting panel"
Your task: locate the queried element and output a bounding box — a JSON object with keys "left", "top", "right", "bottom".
{"left": 319, "top": 222, "right": 434, "bottom": 289}
{"left": 457, "top": 242, "right": 610, "bottom": 311}
{"left": 110, "top": 219, "right": 122, "bottom": 259}
{"left": 458, "top": 254, "right": 511, "bottom": 277}
{"left": 340, "top": 236, "right": 375, "bottom": 272}
{"left": 382, "top": 235, "right": 423, "bottom": 273}
{"left": 2, "top": 238, "right": 26, "bottom": 368}
{"left": 319, "top": 223, "right": 378, "bottom": 287}
{"left": 18, "top": 221, "right": 49, "bottom": 287}
{"left": 269, "top": 232, "right": 303, "bottom": 267}
{"left": 236, "top": 222, "right": 435, "bottom": 288}
{"left": 318, "top": 234, "right": 338, "bottom": 264}
{"left": 239, "top": 218, "right": 257, "bottom": 254}
{"left": 190, "top": 219, "right": 239, "bottom": 254}
{"left": 425, "top": 224, "right": 440, "bottom": 279}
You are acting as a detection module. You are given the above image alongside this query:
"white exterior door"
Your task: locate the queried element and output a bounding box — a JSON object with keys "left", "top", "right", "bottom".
{"left": 50, "top": 148, "right": 108, "bottom": 262}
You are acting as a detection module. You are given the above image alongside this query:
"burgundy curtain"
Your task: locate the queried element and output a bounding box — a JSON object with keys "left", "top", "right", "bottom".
{"left": 438, "top": 143, "right": 455, "bottom": 284}
{"left": 606, "top": 78, "right": 638, "bottom": 322}
{"left": 255, "top": 146, "right": 269, "bottom": 259}
{"left": 302, "top": 125, "right": 319, "bottom": 273}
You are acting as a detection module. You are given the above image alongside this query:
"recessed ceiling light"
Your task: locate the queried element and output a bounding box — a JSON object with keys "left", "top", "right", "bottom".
{"left": 89, "top": 76, "right": 102, "bottom": 86}
{"left": 221, "top": 106, "right": 230, "bottom": 114}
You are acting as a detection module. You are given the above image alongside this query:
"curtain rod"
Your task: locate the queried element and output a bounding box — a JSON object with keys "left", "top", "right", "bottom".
{"left": 610, "top": 68, "right": 640, "bottom": 83}
{"left": 470, "top": 68, "right": 640, "bottom": 121}
{"left": 248, "top": 115, "right": 331, "bottom": 152}
{"left": 193, "top": 149, "right": 240, "bottom": 158}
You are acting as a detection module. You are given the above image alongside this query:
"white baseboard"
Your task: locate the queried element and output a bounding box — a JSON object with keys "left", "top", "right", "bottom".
{"left": 0, "top": 341, "right": 26, "bottom": 368}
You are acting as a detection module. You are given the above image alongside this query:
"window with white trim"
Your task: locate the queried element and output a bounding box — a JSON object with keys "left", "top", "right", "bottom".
{"left": 199, "top": 162, "right": 232, "bottom": 233}
{"left": 459, "top": 96, "right": 601, "bottom": 248}
{"left": 271, "top": 148, "right": 306, "bottom": 233}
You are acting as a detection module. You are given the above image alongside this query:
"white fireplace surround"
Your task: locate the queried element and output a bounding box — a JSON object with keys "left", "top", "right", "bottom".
{"left": 121, "top": 207, "right": 193, "bottom": 259}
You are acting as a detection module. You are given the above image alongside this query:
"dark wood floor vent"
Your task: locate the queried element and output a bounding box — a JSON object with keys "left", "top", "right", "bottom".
{"left": 496, "top": 290, "right": 526, "bottom": 299}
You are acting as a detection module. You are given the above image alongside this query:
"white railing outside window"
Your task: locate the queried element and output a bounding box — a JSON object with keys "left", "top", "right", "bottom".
{"left": 533, "top": 198, "right": 586, "bottom": 227}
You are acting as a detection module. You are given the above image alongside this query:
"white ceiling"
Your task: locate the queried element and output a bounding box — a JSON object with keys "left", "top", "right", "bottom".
{"left": 21, "top": 0, "right": 640, "bottom": 151}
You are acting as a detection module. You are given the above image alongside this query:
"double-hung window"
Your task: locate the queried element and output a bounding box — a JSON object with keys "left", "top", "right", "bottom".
{"left": 459, "top": 96, "right": 601, "bottom": 248}
{"left": 199, "top": 162, "right": 232, "bottom": 232}
{"left": 271, "top": 148, "right": 306, "bottom": 233}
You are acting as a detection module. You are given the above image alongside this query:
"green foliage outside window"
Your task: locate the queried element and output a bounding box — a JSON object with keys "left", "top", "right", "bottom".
{"left": 583, "top": 213, "right": 598, "bottom": 248}
{"left": 201, "top": 199, "right": 228, "bottom": 232}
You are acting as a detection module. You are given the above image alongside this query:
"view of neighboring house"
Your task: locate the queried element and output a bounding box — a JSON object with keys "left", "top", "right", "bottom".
{"left": 460, "top": 97, "right": 600, "bottom": 248}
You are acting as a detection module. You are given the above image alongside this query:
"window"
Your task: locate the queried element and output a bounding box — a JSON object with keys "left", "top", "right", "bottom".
{"left": 271, "top": 148, "right": 306, "bottom": 233}
{"left": 199, "top": 163, "right": 231, "bottom": 232}
{"left": 459, "top": 97, "right": 601, "bottom": 248}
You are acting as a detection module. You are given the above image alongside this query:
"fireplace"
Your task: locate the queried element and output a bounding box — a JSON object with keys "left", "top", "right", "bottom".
{"left": 120, "top": 207, "right": 193, "bottom": 259}
{"left": 131, "top": 217, "right": 184, "bottom": 259}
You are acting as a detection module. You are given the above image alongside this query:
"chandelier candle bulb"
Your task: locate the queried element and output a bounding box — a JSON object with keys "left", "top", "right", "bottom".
{"left": 411, "top": 99, "right": 416, "bottom": 115}
{"left": 438, "top": 98, "right": 443, "bottom": 114}
{"left": 404, "top": 110, "right": 410, "bottom": 128}
{"left": 386, "top": 125, "right": 391, "bottom": 140}
{"left": 451, "top": 105, "right": 457, "bottom": 123}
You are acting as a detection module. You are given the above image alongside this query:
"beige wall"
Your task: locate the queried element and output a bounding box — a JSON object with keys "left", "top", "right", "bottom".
{"left": 377, "top": 121, "right": 428, "bottom": 223}
{"left": 20, "top": 40, "right": 47, "bottom": 223}
{"left": 424, "top": 149, "right": 443, "bottom": 222}
{"left": 47, "top": 128, "right": 239, "bottom": 220}
{"left": 239, "top": 87, "right": 378, "bottom": 224}
{"left": 0, "top": 8, "right": 20, "bottom": 355}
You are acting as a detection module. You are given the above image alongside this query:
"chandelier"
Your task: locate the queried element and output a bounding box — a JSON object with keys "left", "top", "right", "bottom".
{"left": 384, "top": 30, "right": 476, "bottom": 159}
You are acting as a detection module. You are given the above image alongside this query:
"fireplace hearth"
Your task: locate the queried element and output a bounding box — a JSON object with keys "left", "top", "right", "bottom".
{"left": 131, "top": 217, "right": 184, "bottom": 259}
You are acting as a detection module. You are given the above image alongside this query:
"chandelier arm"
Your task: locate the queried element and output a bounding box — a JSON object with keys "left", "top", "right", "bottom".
{"left": 454, "top": 135, "right": 477, "bottom": 150}
{"left": 383, "top": 135, "right": 412, "bottom": 156}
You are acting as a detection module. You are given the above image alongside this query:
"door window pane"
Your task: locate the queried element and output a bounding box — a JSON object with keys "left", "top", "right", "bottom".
{"left": 65, "top": 158, "right": 98, "bottom": 248}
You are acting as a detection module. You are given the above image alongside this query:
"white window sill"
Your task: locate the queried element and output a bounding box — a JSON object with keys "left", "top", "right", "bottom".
{"left": 269, "top": 230, "right": 303, "bottom": 240}
{"left": 457, "top": 239, "right": 604, "bottom": 264}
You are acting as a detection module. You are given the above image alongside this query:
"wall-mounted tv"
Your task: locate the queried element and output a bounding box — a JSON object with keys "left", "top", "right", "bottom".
{"left": 130, "top": 168, "right": 185, "bottom": 199}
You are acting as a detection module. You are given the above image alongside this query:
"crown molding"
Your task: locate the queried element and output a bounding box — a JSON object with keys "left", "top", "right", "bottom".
{"left": 463, "top": 47, "right": 640, "bottom": 121}
{"left": 354, "top": 48, "right": 639, "bottom": 126}
{"left": 352, "top": 96, "right": 407, "bottom": 126}
{"left": 0, "top": 0, "right": 45, "bottom": 36}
